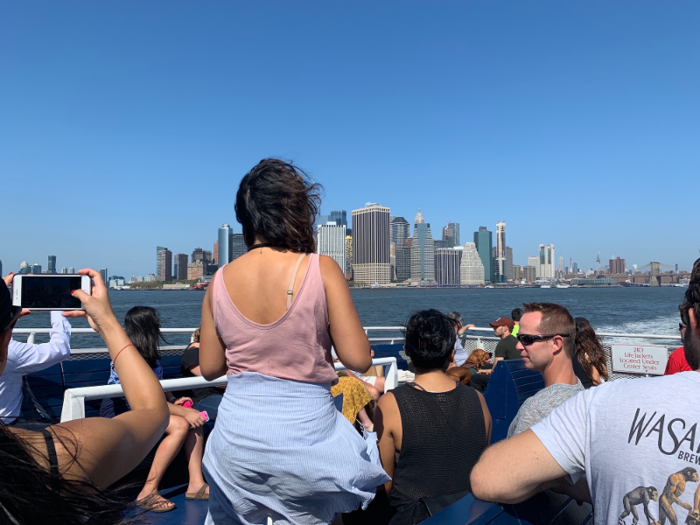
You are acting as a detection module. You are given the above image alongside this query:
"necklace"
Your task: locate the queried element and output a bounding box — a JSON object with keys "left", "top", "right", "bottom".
{"left": 247, "top": 243, "right": 275, "bottom": 252}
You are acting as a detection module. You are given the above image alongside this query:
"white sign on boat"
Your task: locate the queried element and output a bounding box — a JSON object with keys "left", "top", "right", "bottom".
{"left": 611, "top": 344, "right": 668, "bottom": 376}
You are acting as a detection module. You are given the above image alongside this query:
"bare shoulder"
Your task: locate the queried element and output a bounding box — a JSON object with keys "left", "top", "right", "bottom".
{"left": 319, "top": 254, "right": 343, "bottom": 276}
{"left": 377, "top": 390, "right": 398, "bottom": 413}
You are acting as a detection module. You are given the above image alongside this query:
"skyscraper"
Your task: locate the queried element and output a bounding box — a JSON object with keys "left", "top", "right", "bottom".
{"left": 345, "top": 235, "right": 353, "bottom": 277}
{"left": 48, "top": 255, "right": 56, "bottom": 274}
{"left": 61, "top": 267, "right": 67, "bottom": 274}
{"left": 231, "top": 234, "right": 246, "bottom": 261}
{"left": 473, "top": 227, "right": 493, "bottom": 284}
{"left": 395, "top": 238, "right": 412, "bottom": 282}
{"left": 68, "top": 267, "right": 75, "bottom": 274}
{"left": 213, "top": 241, "right": 218, "bottom": 266}
{"left": 451, "top": 223, "right": 460, "bottom": 247}
{"left": 156, "top": 246, "right": 172, "bottom": 282}
{"left": 441, "top": 224, "right": 455, "bottom": 248}
{"left": 329, "top": 210, "right": 347, "bottom": 227}
{"left": 434, "top": 248, "right": 461, "bottom": 285}
{"left": 494, "top": 222, "right": 507, "bottom": 283}
{"left": 505, "top": 246, "right": 513, "bottom": 281}
{"left": 218, "top": 224, "right": 232, "bottom": 266}
{"left": 99, "top": 268, "right": 108, "bottom": 284}
{"left": 191, "top": 247, "right": 211, "bottom": 265}
{"left": 31, "top": 264, "right": 42, "bottom": 274}
{"left": 174, "top": 253, "right": 188, "bottom": 280}
{"left": 390, "top": 217, "right": 410, "bottom": 247}
{"left": 559, "top": 255, "right": 565, "bottom": 276}
{"left": 317, "top": 223, "right": 347, "bottom": 271}
{"left": 539, "top": 244, "right": 555, "bottom": 279}
{"left": 410, "top": 210, "right": 435, "bottom": 283}
{"left": 609, "top": 257, "right": 626, "bottom": 275}
{"left": 460, "top": 243, "right": 485, "bottom": 285}
{"left": 352, "top": 203, "right": 391, "bottom": 285}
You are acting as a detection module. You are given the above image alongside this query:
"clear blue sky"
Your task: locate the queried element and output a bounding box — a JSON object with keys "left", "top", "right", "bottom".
{"left": 2, "top": 1, "right": 699, "bottom": 278}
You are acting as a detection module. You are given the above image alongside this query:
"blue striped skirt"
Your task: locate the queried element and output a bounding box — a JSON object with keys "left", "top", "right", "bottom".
{"left": 203, "top": 372, "right": 390, "bottom": 525}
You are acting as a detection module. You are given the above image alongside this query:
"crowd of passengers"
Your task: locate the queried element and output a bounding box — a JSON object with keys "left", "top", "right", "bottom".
{"left": 1, "top": 158, "right": 698, "bottom": 525}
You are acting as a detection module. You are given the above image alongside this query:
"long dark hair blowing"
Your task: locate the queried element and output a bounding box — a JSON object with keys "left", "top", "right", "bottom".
{"left": 574, "top": 317, "right": 609, "bottom": 381}
{"left": 235, "top": 158, "right": 322, "bottom": 253}
{"left": 124, "top": 306, "right": 166, "bottom": 369}
{"left": 0, "top": 424, "right": 132, "bottom": 525}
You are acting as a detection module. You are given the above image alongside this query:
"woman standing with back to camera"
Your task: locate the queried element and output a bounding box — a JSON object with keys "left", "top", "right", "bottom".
{"left": 198, "top": 159, "right": 389, "bottom": 524}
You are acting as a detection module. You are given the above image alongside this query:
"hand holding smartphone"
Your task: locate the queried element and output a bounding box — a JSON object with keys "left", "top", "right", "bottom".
{"left": 12, "top": 275, "right": 91, "bottom": 311}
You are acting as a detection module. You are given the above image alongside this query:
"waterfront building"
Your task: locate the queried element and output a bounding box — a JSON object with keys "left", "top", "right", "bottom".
{"left": 31, "top": 264, "right": 42, "bottom": 274}
{"left": 523, "top": 265, "right": 537, "bottom": 283}
{"left": 410, "top": 210, "right": 435, "bottom": 284}
{"left": 48, "top": 255, "right": 56, "bottom": 274}
{"left": 441, "top": 224, "right": 455, "bottom": 248}
{"left": 60, "top": 267, "right": 67, "bottom": 274}
{"left": 505, "top": 246, "right": 513, "bottom": 281}
{"left": 187, "top": 262, "right": 205, "bottom": 281}
{"left": 395, "top": 238, "right": 412, "bottom": 282}
{"left": 513, "top": 265, "right": 523, "bottom": 281}
{"left": 610, "top": 256, "right": 626, "bottom": 275}
{"left": 559, "top": 256, "right": 565, "bottom": 277}
{"left": 231, "top": 233, "right": 246, "bottom": 261}
{"left": 99, "top": 268, "right": 108, "bottom": 285}
{"left": 329, "top": 210, "right": 347, "bottom": 227}
{"left": 539, "top": 244, "right": 555, "bottom": 279}
{"left": 351, "top": 203, "right": 391, "bottom": 285}
{"left": 390, "top": 217, "right": 410, "bottom": 248}
{"left": 435, "top": 248, "right": 462, "bottom": 285}
{"left": 174, "top": 254, "right": 188, "bottom": 281}
{"left": 473, "top": 227, "right": 493, "bottom": 284}
{"left": 156, "top": 246, "right": 172, "bottom": 282}
{"left": 460, "top": 243, "right": 485, "bottom": 285}
{"left": 213, "top": 241, "right": 218, "bottom": 266}
{"left": 344, "top": 235, "right": 353, "bottom": 277}
{"left": 68, "top": 266, "right": 75, "bottom": 274}
{"left": 317, "top": 223, "right": 347, "bottom": 272}
{"left": 493, "top": 222, "right": 506, "bottom": 283}
{"left": 192, "top": 247, "right": 212, "bottom": 265}
{"left": 218, "top": 225, "right": 232, "bottom": 266}
{"left": 526, "top": 256, "right": 539, "bottom": 277}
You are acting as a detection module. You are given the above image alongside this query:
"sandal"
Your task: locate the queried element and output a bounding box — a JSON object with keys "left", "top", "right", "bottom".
{"left": 136, "top": 493, "right": 176, "bottom": 513}
{"left": 186, "top": 483, "right": 209, "bottom": 500}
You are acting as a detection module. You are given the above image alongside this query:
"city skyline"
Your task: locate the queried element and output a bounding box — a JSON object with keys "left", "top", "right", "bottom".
{"left": 3, "top": 2, "right": 699, "bottom": 277}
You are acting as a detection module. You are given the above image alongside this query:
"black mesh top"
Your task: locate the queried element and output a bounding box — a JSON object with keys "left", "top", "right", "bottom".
{"left": 388, "top": 382, "right": 487, "bottom": 511}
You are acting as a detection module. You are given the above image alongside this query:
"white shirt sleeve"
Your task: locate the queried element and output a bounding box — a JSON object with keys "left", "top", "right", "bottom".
{"left": 530, "top": 387, "right": 593, "bottom": 484}
{"left": 9, "top": 312, "right": 72, "bottom": 374}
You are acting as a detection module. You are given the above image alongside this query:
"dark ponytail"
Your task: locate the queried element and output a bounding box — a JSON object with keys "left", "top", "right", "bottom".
{"left": 574, "top": 317, "right": 609, "bottom": 382}
{"left": 124, "top": 306, "right": 167, "bottom": 369}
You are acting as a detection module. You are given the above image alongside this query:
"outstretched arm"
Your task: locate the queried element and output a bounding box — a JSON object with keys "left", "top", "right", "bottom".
{"left": 11, "top": 311, "right": 71, "bottom": 374}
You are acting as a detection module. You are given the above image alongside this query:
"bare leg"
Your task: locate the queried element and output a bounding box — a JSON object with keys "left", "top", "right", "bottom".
{"left": 136, "top": 415, "right": 189, "bottom": 507}
{"left": 358, "top": 408, "right": 373, "bottom": 431}
{"left": 184, "top": 426, "right": 209, "bottom": 496}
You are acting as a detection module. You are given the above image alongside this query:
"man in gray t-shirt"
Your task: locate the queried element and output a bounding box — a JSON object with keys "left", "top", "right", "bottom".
{"left": 506, "top": 302, "right": 582, "bottom": 438}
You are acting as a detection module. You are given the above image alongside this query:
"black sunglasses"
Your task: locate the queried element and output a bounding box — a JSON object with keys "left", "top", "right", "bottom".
{"left": 517, "top": 333, "right": 571, "bottom": 346}
{"left": 2, "top": 306, "right": 22, "bottom": 333}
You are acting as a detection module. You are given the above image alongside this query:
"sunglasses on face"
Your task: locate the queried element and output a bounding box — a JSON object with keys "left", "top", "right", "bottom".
{"left": 516, "top": 333, "right": 571, "bottom": 346}
{"left": 2, "top": 306, "right": 22, "bottom": 333}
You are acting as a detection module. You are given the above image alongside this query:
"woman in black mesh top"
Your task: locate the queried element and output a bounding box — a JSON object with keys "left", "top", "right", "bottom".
{"left": 374, "top": 309, "right": 492, "bottom": 524}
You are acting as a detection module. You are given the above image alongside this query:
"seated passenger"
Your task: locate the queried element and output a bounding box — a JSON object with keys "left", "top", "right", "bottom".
{"left": 100, "top": 306, "right": 209, "bottom": 511}
{"left": 375, "top": 309, "right": 492, "bottom": 524}
{"left": 180, "top": 327, "right": 224, "bottom": 422}
{"left": 447, "top": 311, "right": 475, "bottom": 366}
{"left": 331, "top": 376, "right": 375, "bottom": 430}
{"left": 507, "top": 303, "right": 583, "bottom": 438}
{"left": 511, "top": 307, "right": 523, "bottom": 337}
{"left": 0, "top": 269, "right": 170, "bottom": 524}
{"left": 573, "top": 317, "right": 609, "bottom": 387}
{"left": 469, "top": 316, "right": 519, "bottom": 391}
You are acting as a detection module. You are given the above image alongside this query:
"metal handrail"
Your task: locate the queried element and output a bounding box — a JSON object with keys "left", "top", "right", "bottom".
{"left": 60, "top": 357, "right": 398, "bottom": 422}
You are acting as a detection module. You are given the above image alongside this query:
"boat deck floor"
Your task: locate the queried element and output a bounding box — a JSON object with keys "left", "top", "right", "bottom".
{"left": 125, "top": 484, "right": 209, "bottom": 524}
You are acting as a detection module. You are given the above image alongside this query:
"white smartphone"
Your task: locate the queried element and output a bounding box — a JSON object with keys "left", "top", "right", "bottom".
{"left": 12, "top": 274, "right": 91, "bottom": 311}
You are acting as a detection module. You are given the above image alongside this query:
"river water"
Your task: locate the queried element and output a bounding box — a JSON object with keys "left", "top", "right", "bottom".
{"left": 16, "top": 287, "right": 687, "bottom": 349}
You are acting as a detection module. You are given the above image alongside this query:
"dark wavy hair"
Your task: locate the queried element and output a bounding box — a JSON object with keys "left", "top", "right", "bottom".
{"left": 235, "top": 158, "right": 322, "bottom": 253}
{"left": 574, "top": 317, "right": 609, "bottom": 382}
{"left": 681, "top": 257, "right": 700, "bottom": 369}
{"left": 404, "top": 310, "right": 457, "bottom": 370}
{"left": 511, "top": 308, "right": 523, "bottom": 322}
{"left": 124, "top": 306, "right": 166, "bottom": 369}
{"left": 0, "top": 425, "right": 133, "bottom": 525}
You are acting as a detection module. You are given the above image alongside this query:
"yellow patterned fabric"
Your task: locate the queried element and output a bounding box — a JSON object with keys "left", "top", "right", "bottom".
{"left": 331, "top": 377, "right": 373, "bottom": 424}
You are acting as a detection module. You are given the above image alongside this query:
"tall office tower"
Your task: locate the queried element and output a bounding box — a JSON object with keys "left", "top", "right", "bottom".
{"left": 527, "top": 256, "right": 540, "bottom": 277}
{"left": 460, "top": 243, "right": 485, "bottom": 285}
{"left": 452, "top": 223, "right": 460, "bottom": 247}
{"left": 523, "top": 266, "right": 536, "bottom": 282}
{"left": 31, "top": 264, "right": 42, "bottom": 274}
{"left": 434, "top": 248, "right": 462, "bottom": 285}
{"left": 390, "top": 217, "right": 410, "bottom": 247}
{"left": 191, "top": 247, "right": 211, "bottom": 265}
{"left": 231, "top": 234, "right": 246, "bottom": 261}
{"left": 157, "top": 246, "right": 173, "bottom": 282}
{"left": 329, "top": 210, "right": 347, "bottom": 227}
{"left": 512, "top": 265, "right": 523, "bottom": 281}
{"left": 99, "top": 268, "right": 108, "bottom": 284}
{"left": 174, "top": 254, "right": 188, "bottom": 280}
{"left": 473, "top": 227, "right": 493, "bottom": 284}
{"left": 539, "top": 244, "right": 555, "bottom": 279}
{"left": 317, "top": 223, "right": 347, "bottom": 271}
{"left": 493, "top": 222, "right": 506, "bottom": 283}
{"left": 60, "top": 267, "right": 67, "bottom": 274}
{"left": 314, "top": 214, "right": 330, "bottom": 233}
{"left": 345, "top": 235, "right": 353, "bottom": 277}
{"left": 609, "top": 257, "right": 626, "bottom": 274}
{"left": 48, "top": 255, "right": 56, "bottom": 274}
{"left": 68, "top": 266, "right": 75, "bottom": 274}
{"left": 213, "top": 242, "right": 218, "bottom": 266}
{"left": 441, "top": 224, "right": 455, "bottom": 248}
{"left": 505, "top": 246, "right": 513, "bottom": 281}
{"left": 559, "top": 256, "right": 565, "bottom": 276}
{"left": 218, "top": 224, "right": 232, "bottom": 266}
{"left": 187, "top": 262, "right": 205, "bottom": 281}
{"left": 351, "top": 203, "right": 391, "bottom": 285}
{"left": 410, "top": 210, "right": 435, "bottom": 283}
{"left": 19, "top": 262, "right": 30, "bottom": 274}
{"left": 395, "top": 238, "right": 412, "bottom": 282}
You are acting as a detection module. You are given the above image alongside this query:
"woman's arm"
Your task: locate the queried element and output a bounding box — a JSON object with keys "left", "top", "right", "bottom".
{"left": 374, "top": 392, "right": 399, "bottom": 493}
{"left": 41, "top": 269, "right": 170, "bottom": 488}
{"left": 199, "top": 272, "right": 228, "bottom": 380}
{"left": 320, "top": 256, "right": 372, "bottom": 373}
{"left": 477, "top": 391, "right": 492, "bottom": 444}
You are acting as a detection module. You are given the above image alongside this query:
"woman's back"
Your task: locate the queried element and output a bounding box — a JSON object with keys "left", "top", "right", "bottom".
{"left": 389, "top": 383, "right": 487, "bottom": 509}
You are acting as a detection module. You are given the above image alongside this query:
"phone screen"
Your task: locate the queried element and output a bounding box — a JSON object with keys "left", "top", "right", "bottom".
{"left": 21, "top": 276, "right": 84, "bottom": 309}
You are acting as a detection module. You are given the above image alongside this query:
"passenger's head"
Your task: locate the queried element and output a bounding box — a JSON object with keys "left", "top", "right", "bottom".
{"left": 511, "top": 308, "right": 523, "bottom": 322}
{"left": 124, "top": 306, "right": 164, "bottom": 369}
{"left": 447, "top": 311, "right": 463, "bottom": 331}
{"left": 516, "top": 303, "right": 575, "bottom": 372}
{"left": 0, "top": 280, "right": 22, "bottom": 377}
{"left": 235, "top": 158, "right": 322, "bottom": 253}
{"left": 192, "top": 327, "right": 201, "bottom": 343}
{"left": 574, "top": 317, "right": 609, "bottom": 382}
{"left": 489, "top": 317, "right": 514, "bottom": 337}
{"left": 681, "top": 257, "right": 700, "bottom": 370}
{"left": 404, "top": 310, "right": 457, "bottom": 370}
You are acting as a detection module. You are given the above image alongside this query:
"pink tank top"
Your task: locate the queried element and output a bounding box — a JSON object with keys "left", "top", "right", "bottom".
{"left": 212, "top": 253, "right": 338, "bottom": 385}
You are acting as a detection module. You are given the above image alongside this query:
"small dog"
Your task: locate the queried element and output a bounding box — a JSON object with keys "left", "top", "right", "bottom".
{"left": 446, "top": 349, "right": 493, "bottom": 386}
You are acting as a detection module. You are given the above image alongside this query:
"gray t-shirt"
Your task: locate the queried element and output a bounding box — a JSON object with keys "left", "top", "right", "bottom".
{"left": 532, "top": 371, "right": 700, "bottom": 525}
{"left": 507, "top": 379, "right": 584, "bottom": 438}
